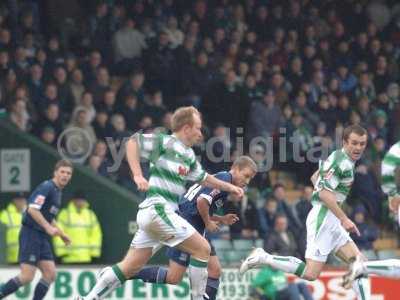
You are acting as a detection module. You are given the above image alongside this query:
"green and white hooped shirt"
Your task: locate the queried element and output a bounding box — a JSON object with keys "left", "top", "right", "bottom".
{"left": 135, "top": 132, "right": 207, "bottom": 211}
{"left": 312, "top": 148, "right": 355, "bottom": 205}
{"left": 381, "top": 141, "right": 400, "bottom": 198}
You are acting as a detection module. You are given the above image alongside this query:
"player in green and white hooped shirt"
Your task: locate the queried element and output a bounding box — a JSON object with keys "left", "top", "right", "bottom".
{"left": 240, "top": 125, "right": 377, "bottom": 299}
{"left": 381, "top": 141, "right": 400, "bottom": 215}
{"left": 75, "top": 106, "right": 244, "bottom": 300}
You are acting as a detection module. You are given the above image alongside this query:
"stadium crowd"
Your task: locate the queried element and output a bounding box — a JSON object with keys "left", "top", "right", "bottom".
{"left": 0, "top": 0, "right": 400, "bottom": 263}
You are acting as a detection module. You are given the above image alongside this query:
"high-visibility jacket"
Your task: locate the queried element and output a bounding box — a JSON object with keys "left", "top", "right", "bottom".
{"left": 0, "top": 203, "right": 23, "bottom": 263}
{"left": 54, "top": 201, "right": 102, "bottom": 263}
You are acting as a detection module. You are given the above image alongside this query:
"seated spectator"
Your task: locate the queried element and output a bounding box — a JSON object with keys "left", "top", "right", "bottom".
{"left": 248, "top": 144, "right": 271, "bottom": 192}
{"left": 351, "top": 164, "right": 385, "bottom": 220}
{"left": 258, "top": 198, "right": 279, "bottom": 237}
{"left": 65, "top": 108, "right": 97, "bottom": 163}
{"left": 142, "top": 89, "right": 167, "bottom": 126}
{"left": 34, "top": 103, "right": 63, "bottom": 137}
{"left": 92, "top": 109, "right": 113, "bottom": 141}
{"left": 112, "top": 17, "right": 147, "bottom": 76}
{"left": 74, "top": 91, "right": 96, "bottom": 124}
{"left": 97, "top": 89, "right": 117, "bottom": 117}
{"left": 247, "top": 90, "right": 281, "bottom": 141}
{"left": 39, "top": 126, "right": 56, "bottom": 146}
{"left": 350, "top": 205, "right": 379, "bottom": 251}
{"left": 69, "top": 68, "right": 86, "bottom": 107}
{"left": 117, "top": 93, "right": 142, "bottom": 132}
{"left": 9, "top": 98, "right": 30, "bottom": 131}
{"left": 272, "top": 184, "right": 301, "bottom": 237}
{"left": 251, "top": 266, "right": 313, "bottom": 300}
{"left": 225, "top": 194, "right": 260, "bottom": 239}
{"left": 265, "top": 214, "right": 300, "bottom": 258}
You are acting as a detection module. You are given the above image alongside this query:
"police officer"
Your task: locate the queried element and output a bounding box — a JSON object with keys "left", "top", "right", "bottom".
{"left": 54, "top": 190, "right": 102, "bottom": 263}
{"left": 0, "top": 160, "right": 73, "bottom": 300}
{"left": 0, "top": 193, "right": 27, "bottom": 264}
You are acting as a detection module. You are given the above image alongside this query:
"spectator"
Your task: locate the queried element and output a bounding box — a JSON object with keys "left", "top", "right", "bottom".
{"left": 34, "top": 103, "right": 63, "bottom": 137}
{"left": 353, "top": 72, "right": 376, "bottom": 102}
{"left": 203, "top": 70, "right": 248, "bottom": 133}
{"left": 53, "top": 65, "right": 74, "bottom": 114}
{"left": 74, "top": 92, "right": 96, "bottom": 124}
{"left": 26, "top": 63, "right": 44, "bottom": 107}
{"left": 258, "top": 198, "right": 279, "bottom": 237}
{"left": 69, "top": 68, "right": 86, "bottom": 107}
{"left": 225, "top": 194, "right": 260, "bottom": 239}
{"left": 112, "top": 18, "right": 147, "bottom": 75}
{"left": 92, "top": 109, "right": 112, "bottom": 141}
{"left": 203, "top": 124, "right": 231, "bottom": 173}
{"left": 117, "top": 70, "right": 145, "bottom": 106}
{"left": 9, "top": 98, "right": 30, "bottom": 131}
{"left": 247, "top": 90, "right": 281, "bottom": 141}
{"left": 265, "top": 214, "right": 300, "bottom": 258}
{"left": 81, "top": 50, "right": 102, "bottom": 86}
{"left": 54, "top": 191, "right": 102, "bottom": 263}
{"left": 66, "top": 108, "right": 97, "bottom": 163}
{"left": 272, "top": 184, "right": 301, "bottom": 237}
{"left": 117, "top": 93, "right": 142, "bottom": 132}
{"left": 350, "top": 205, "right": 379, "bottom": 251}
{"left": 0, "top": 193, "right": 27, "bottom": 264}
{"left": 249, "top": 144, "right": 271, "bottom": 192}
{"left": 251, "top": 266, "right": 313, "bottom": 300}
{"left": 89, "top": 66, "right": 110, "bottom": 104}
{"left": 164, "top": 16, "right": 184, "bottom": 49}
{"left": 40, "top": 126, "right": 57, "bottom": 146}
{"left": 97, "top": 89, "right": 117, "bottom": 117}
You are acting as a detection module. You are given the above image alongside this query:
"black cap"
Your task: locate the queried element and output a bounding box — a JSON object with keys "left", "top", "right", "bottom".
{"left": 14, "top": 192, "right": 28, "bottom": 199}
{"left": 73, "top": 190, "right": 86, "bottom": 200}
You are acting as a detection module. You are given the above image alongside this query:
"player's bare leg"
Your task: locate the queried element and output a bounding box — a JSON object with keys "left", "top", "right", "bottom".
{"left": 33, "top": 260, "right": 56, "bottom": 300}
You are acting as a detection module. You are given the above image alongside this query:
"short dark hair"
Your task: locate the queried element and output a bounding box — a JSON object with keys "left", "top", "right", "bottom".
{"left": 54, "top": 159, "right": 73, "bottom": 172}
{"left": 273, "top": 183, "right": 285, "bottom": 191}
{"left": 343, "top": 124, "right": 367, "bottom": 141}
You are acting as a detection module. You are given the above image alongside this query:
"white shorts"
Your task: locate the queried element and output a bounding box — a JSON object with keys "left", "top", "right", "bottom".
{"left": 131, "top": 203, "right": 196, "bottom": 248}
{"left": 305, "top": 204, "right": 353, "bottom": 262}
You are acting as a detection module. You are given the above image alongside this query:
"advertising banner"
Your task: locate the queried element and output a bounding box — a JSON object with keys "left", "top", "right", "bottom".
{"left": 0, "top": 267, "right": 399, "bottom": 299}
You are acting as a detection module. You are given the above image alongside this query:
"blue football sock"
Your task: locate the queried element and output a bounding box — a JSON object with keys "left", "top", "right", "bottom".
{"left": 0, "top": 276, "right": 22, "bottom": 298}
{"left": 32, "top": 279, "right": 50, "bottom": 300}
{"left": 204, "top": 277, "right": 220, "bottom": 300}
{"left": 131, "top": 266, "right": 168, "bottom": 283}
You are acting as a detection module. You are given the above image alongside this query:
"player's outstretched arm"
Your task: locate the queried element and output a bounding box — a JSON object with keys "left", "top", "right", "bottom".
{"left": 201, "top": 174, "right": 244, "bottom": 198}
{"left": 126, "top": 136, "right": 149, "bottom": 191}
{"left": 319, "top": 189, "right": 360, "bottom": 236}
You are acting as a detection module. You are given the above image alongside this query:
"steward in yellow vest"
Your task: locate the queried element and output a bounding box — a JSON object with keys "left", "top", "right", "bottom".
{"left": 0, "top": 194, "right": 27, "bottom": 263}
{"left": 53, "top": 191, "right": 102, "bottom": 263}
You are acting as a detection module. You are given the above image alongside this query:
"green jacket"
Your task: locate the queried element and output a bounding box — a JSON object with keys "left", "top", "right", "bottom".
{"left": 251, "top": 266, "right": 288, "bottom": 300}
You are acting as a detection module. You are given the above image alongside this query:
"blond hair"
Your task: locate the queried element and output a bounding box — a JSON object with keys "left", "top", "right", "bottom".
{"left": 171, "top": 106, "right": 201, "bottom": 132}
{"left": 232, "top": 156, "right": 257, "bottom": 172}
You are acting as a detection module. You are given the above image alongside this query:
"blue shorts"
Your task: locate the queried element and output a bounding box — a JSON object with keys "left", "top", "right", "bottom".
{"left": 166, "top": 233, "right": 216, "bottom": 267}
{"left": 19, "top": 225, "right": 54, "bottom": 265}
